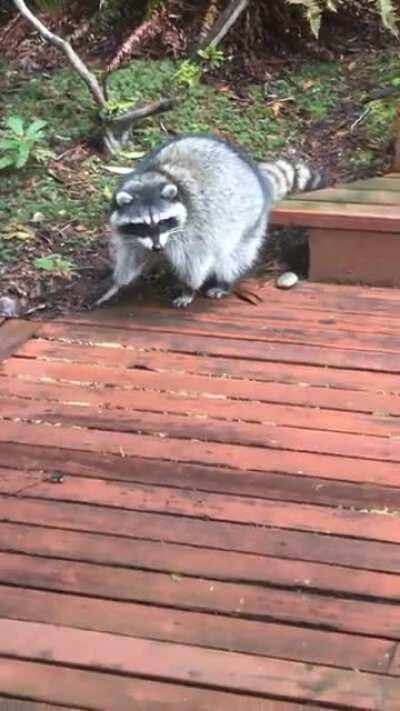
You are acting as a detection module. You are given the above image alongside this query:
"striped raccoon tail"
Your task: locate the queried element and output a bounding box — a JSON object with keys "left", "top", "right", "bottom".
{"left": 258, "top": 158, "right": 324, "bottom": 202}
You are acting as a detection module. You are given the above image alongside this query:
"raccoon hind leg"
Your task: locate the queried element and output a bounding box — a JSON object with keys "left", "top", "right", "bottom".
{"left": 171, "top": 251, "right": 214, "bottom": 308}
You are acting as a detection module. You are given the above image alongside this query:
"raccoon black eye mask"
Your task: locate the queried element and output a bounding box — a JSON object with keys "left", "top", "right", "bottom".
{"left": 96, "top": 134, "right": 322, "bottom": 309}
{"left": 118, "top": 217, "right": 179, "bottom": 239}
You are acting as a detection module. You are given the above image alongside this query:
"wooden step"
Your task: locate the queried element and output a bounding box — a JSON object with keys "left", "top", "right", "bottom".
{"left": 270, "top": 173, "right": 400, "bottom": 287}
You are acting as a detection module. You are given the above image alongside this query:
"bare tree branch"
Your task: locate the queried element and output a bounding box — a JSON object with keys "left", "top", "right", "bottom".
{"left": 12, "top": 0, "right": 176, "bottom": 154}
{"left": 107, "top": 98, "right": 176, "bottom": 129}
{"left": 13, "top": 0, "right": 107, "bottom": 108}
{"left": 196, "top": 0, "right": 249, "bottom": 51}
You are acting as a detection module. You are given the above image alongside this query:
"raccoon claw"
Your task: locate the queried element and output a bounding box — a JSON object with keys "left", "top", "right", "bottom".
{"left": 206, "top": 286, "right": 230, "bottom": 300}
{"left": 95, "top": 284, "right": 120, "bottom": 307}
{"left": 172, "top": 292, "right": 195, "bottom": 308}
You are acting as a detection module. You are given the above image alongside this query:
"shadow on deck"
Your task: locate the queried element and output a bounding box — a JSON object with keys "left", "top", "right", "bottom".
{"left": 1, "top": 278, "right": 400, "bottom": 709}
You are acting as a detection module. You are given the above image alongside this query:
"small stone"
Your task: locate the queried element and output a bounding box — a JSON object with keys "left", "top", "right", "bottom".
{"left": 276, "top": 271, "right": 299, "bottom": 289}
{"left": 0, "top": 296, "right": 19, "bottom": 318}
{"left": 31, "top": 211, "right": 46, "bottom": 224}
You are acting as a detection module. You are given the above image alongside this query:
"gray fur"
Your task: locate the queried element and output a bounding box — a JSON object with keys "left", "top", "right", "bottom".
{"left": 97, "top": 135, "right": 321, "bottom": 308}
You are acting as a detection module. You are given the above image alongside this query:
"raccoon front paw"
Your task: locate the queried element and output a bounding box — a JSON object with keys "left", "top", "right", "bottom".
{"left": 172, "top": 291, "right": 195, "bottom": 308}
{"left": 205, "top": 286, "right": 230, "bottom": 299}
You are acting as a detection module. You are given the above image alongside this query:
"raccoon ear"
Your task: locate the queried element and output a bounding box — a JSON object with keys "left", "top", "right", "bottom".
{"left": 116, "top": 191, "right": 133, "bottom": 207}
{"left": 161, "top": 183, "right": 178, "bottom": 200}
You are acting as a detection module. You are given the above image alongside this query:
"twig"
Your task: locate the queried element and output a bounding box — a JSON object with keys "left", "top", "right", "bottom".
{"left": 106, "top": 98, "right": 176, "bottom": 129}
{"left": 196, "top": 0, "right": 249, "bottom": 52}
{"left": 13, "top": 0, "right": 107, "bottom": 108}
{"left": 350, "top": 106, "right": 371, "bottom": 132}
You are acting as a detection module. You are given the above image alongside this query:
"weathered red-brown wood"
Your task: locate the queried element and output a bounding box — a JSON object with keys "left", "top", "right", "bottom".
{"left": 2, "top": 466, "right": 400, "bottom": 546}
{"left": 5, "top": 519, "right": 400, "bottom": 603}
{"left": 338, "top": 176, "right": 400, "bottom": 190}
{"left": 3, "top": 281, "right": 400, "bottom": 706}
{"left": 2, "top": 495, "right": 400, "bottom": 574}
{"left": 0, "top": 583, "right": 392, "bottom": 672}
{"left": 0, "top": 658, "right": 318, "bottom": 710}
{"left": 12, "top": 340, "right": 400, "bottom": 393}
{"left": 3, "top": 443, "right": 400, "bottom": 511}
{"left": 3, "top": 394, "right": 400, "bottom": 459}
{"left": 4, "top": 365, "right": 400, "bottom": 424}
{"left": 0, "top": 699, "right": 77, "bottom": 711}
{"left": 35, "top": 321, "right": 400, "bottom": 372}
{"left": 271, "top": 199, "right": 400, "bottom": 230}
{"left": 0, "top": 319, "right": 38, "bottom": 361}
{"left": 46, "top": 308, "right": 400, "bottom": 353}
{"left": 270, "top": 173, "right": 400, "bottom": 287}
{"left": 13, "top": 309, "right": 400, "bottom": 353}
{"left": 52, "top": 278, "right": 400, "bottom": 325}
{"left": 3, "top": 618, "right": 400, "bottom": 708}
{"left": 2, "top": 416, "right": 400, "bottom": 488}
{"left": 299, "top": 187, "right": 400, "bottom": 205}
{"left": 309, "top": 228, "right": 400, "bottom": 287}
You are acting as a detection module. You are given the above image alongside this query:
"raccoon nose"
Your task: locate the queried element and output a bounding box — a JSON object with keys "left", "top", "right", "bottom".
{"left": 152, "top": 243, "right": 162, "bottom": 252}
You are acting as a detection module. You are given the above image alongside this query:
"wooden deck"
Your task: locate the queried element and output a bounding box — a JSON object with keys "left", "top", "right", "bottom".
{"left": 270, "top": 172, "right": 400, "bottom": 287}
{"left": 2, "top": 281, "right": 400, "bottom": 709}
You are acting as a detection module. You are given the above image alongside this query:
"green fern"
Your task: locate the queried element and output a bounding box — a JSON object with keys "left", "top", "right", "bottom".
{"left": 376, "top": 0, "right": 399, "bottom": 36}
{"left": 287, "top": 0, "right": 398, "bottom": 38}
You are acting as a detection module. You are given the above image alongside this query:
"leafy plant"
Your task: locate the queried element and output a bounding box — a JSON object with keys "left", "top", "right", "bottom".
{"left": 287, "top": 0, "right": 398, "bottom": 38}
{"left": 34, "top": 254, "right": 75, "bottom": 276}
{"left": 198, "top": 46, "right": 225, "bottom": 69}
{"left": 103, "top": 96, "right": 139, "bottom": 118}
{"left": 0, "top": 115, "right": 47, "bottom": 170}
{"left": 174, "top": 60, "right": 203, "bottom": 89}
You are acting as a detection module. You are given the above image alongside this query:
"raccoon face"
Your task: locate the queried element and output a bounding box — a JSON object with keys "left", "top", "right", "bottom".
{"left": 110, "top": 173, "right": 187, "bottom": 252}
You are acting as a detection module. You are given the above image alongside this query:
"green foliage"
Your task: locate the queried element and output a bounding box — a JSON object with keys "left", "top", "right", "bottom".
{"left": 0, "top": 115, "right": 48, "bottom": 171}
{"left": 198, "top": 46, "right": 225, "bottom": 69}
{"left": 103, "top": 97, "right": 138, "bottom": 118}
{"left": 174, "top": 49, "right": 225, "bottom": 92}
{"left": 350, "top": 148, "right": 377, "bottom": 169}
{"left": 33, "top": 0, "right": 63, "bottom": 12}
{"left": 34, "top": 254, "right": 75, "bottom": 275}
{"left": 376, "top": 0, "right": 399, "bottom": 35}
{"left": 287, "top": 0, "right": 398, "bottom": 37}
{"left": 174, "top": 60, "right": 203, "bottom": 89}
{"left": 366, "top": 98, "right": 397, "bottom": 138}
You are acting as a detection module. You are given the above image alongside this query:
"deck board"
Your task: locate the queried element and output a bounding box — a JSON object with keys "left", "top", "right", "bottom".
{"left": 270, "top": 173, "right": 400, "bottom": 286}
{"left": 2, "top": 282, "right": 400, "bottom": 708}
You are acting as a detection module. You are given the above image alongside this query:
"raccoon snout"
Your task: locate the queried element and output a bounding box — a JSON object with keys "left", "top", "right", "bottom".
{"left": 152, "top": 243, "right": 162, "bottom": 252}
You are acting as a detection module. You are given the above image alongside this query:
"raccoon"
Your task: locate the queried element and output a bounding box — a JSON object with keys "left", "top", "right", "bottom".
{"left": 97, "top": 134, "right": 321, "bottom": 308}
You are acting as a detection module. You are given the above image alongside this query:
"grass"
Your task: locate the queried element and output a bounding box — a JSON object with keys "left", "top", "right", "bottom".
{"left": 0, "top": 50, "right": 397, "bottom": 311}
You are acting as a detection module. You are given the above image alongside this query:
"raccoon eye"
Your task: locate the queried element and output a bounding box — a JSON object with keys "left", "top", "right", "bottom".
{"left": 159, "top": 217, "right": 179, "bottom": 232}
{"left": 119, "top": 223, "right": 148, "bottom": 237}
{"left": 161, "top": 184, "right": 178, "bottom": 200}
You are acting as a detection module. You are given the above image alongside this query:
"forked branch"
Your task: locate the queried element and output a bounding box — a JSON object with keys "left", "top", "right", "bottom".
{"left": 13, "top": 0, "right": 107, "bottom": 108}
{"left": 12, "top": 0, "right": 176, "bottom": 152}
